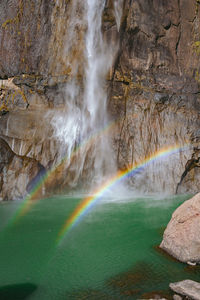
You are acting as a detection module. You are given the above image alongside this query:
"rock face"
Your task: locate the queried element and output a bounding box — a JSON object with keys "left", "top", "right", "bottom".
{"left": 170, "top": 280, "right": 200, "bottom": 300}
{"left": 0, "top": 0, "right": 200, "bottom": 198}
{"left": 0, "top": 138, "right": 45, "bottom": 200}
{"left": 109, "top": 0, "right": 200, "bottom": 193}
{"left": 160, "top": 193, "right": 200, "bottom": 263}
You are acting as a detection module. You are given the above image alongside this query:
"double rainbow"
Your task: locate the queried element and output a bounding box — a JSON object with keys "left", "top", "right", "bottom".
{"left": 57, "top": 143, "right": 189, "bottom": 244}
{"left": 8, "top": 119, "right": 117, "bottom": 225}
{"left": 6, "top": 112, "right": 191, "bottom": 242}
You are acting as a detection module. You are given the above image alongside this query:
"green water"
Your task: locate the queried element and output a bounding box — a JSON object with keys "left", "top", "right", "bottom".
{"left": 0, "top": 194, "right": 200, "bottom": 300}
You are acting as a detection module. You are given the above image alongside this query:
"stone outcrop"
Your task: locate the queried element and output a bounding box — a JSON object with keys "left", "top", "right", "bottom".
{"left": 170, "top": 280, "right": 200, "bottom": 300}
{"left": 109, "top": 0, "right": 200, "bottom": 193}
{"left": 0, "top": 138, "right": 45, "bottom": 200}
{"left": 173, "top": 295, "right": 182, "bottom": 300}
{"left": 160, "top": 193, "right": 200, "bottom": 263}
{"left": 0, "top": 0, "right": 200, "bottom": 198}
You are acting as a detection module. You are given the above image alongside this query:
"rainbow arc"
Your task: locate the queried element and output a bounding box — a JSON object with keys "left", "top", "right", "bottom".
{"left": 56, "top": 143, "right": 189, "bottom": 244}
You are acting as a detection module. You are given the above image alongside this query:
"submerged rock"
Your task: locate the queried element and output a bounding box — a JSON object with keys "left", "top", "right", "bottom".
{"left": 173, "top": 295, "right": 182, "bottom": 300}
{"left": 160, "top": 193, "right": 200, "bottom": 263}
{"left": 0, "top": 283, "right": 37, "bottom": 300}
{"left": 170, "top": 280, "right": 200, "bottom": 300}
{"left": 0, "top": 138, "right": 45, "bottom": 201}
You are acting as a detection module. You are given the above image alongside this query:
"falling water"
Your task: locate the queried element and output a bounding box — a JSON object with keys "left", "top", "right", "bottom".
{"left": 83, "top": 0, "right": 117, "bottom": 183}
{"left": 114, "top": 0, "right": 123, "bottom": 30}
{"left": 52, "top": 0, "right": 121, "bottom": 187}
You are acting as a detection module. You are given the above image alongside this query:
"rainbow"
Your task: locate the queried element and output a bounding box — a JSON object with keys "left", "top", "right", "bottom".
{"left": 8, "top": 119, "right": 117, "bottom": 225}
{"left": 56, "top": 143, "right": 190, "bottom": 244}
{"left": 9, "top": 112, "right": 153, "bottom": 225}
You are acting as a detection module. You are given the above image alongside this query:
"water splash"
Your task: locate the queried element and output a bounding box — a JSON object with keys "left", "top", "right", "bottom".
{"left": 52, "top": 0, "right": 122, "bottom": 187}
{"left": 57, "top": 143, "right": 190, "bottom": 244}
{"left": 114, "top": 0, "right": 123, "bottom": 30}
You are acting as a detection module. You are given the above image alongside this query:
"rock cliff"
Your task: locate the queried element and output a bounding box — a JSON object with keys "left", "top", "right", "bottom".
{"left": 109, "top": 0, "right": 200, "bottom": 193}
{"left": 0, "top": 138, "right": 45, "bottom": 200}
{"left": 0, "top": 0, "right": 200, "bottom": 199}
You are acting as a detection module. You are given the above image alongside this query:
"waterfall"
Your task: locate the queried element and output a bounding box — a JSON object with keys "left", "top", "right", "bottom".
{"left": 52, "top": 0, "right": 121, "bottom": 187}
{"left": 114, "top": 0, "right": 123, "bottom": 31}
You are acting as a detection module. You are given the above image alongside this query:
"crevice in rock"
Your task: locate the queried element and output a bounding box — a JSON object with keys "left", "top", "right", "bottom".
{"left": 175, "top": 0, "right": 182, "bottom": 73}
{"left": 109, "top": 0, "right": 129, "bottom": 85}
{"left": 176, "top": 150, "right": 200, "bottom": 194}
{"left": 172, "top": 22, "right": 180, "bottom": 27}
{"left": 177, "top": 212, "right": 200, "bottom": 224}
{"left": 188, "top": 15, "right": 197, "bottom": 24}
{"left": 155, "top": 34, "right": 165, "bottom": 42}
{"left": 117, "top": 83, "right": 129, "bottom": 166}
{"left": 175, "top": 30, "right": 181, "bottom": 56}
{"left": 139, "top": 29, "right": 150, "bottom": 38}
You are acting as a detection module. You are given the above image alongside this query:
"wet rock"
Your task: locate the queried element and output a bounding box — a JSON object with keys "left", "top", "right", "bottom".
{"left": 160, "top": 193, "right": 200, "bottom": 263}
{"left": 66, "top": 288, "right": 116, "bottom": 300}
{"left": 107, "top": 262, "right": 172, "bottom": 299}
{"left": 170, "top": 280, "right": 200, "bottom": 300}
{"left": 0, "top": 138, "right": 45, "bottom": 201}
{"left": 140, "top": 291, "right": 168, "bottom": 299}
{"left": 176, "top": 167, "right": 200, "bottom": 195}
{"left": 176, "top": 149, "right": 200, "bottom": 194}
{"left": 0, "top": 138, "right": 14, "bottom": 171}
{"left": 173, "top": 295, "right": 182, "bottom": 300}
{"left": 0, "top": 0, "right": 200, "bottom": 196}
{"left": 109, "top": 0, "right": 200, "bottom": 194}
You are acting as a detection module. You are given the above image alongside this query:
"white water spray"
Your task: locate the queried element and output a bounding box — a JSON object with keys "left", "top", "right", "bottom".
{"left": 52, "top": 0, "right": 122, "bottom": 187}
{"left": 114, "top": 0, "right": 123, "bottom": 31}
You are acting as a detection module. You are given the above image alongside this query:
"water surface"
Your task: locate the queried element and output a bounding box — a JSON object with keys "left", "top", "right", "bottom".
{"left": 0, "top": 194, "right": 199, "bottom": 299}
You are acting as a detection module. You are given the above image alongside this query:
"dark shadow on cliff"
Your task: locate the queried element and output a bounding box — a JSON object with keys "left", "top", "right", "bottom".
{"left": 176, "top": 149, "right": 200, "bottom": 194}
{"left": 0, "top": 283, "right": 37, "bottom": 300}
{"left": 26, "top": 163, "right": 47, "bottom": 194}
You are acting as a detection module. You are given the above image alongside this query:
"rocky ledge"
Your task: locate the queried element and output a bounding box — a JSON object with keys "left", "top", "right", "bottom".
{"left": 170, "top": 280, "right": 200, "bottom": 300}
{"left": 160, "top": 193, "right": 200, "bottom": 263}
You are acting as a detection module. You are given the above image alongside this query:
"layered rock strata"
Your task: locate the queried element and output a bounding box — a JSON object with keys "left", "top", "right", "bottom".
{"left": 109, "top": 0, "right": 200, "bottom": 193}
{"left": 0, "top": 0, "right": 200, "bottom": 199}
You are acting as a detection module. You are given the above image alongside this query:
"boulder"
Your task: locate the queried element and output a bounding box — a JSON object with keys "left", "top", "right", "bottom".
{"left": 160, "top": 193, "right": 200, "bottom": 263}
{"left": 170, "top": 280, "right": 200, "bottom": 300}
